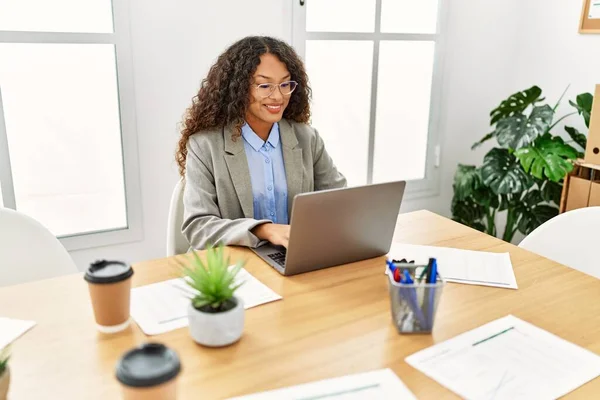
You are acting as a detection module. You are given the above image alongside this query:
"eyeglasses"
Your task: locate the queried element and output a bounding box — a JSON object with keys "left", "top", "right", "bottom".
{"left": 253, "top": 81, "right": 298, "bottom": 98}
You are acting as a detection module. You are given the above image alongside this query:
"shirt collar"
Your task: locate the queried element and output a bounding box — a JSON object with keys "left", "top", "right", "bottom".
{"left": 241, "top": 122, "right": 280, "bottom": 151}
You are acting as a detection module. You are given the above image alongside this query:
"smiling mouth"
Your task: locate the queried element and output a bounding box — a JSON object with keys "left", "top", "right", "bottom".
{"left": 264, "top": 104, "right": 282, "bottom": 114}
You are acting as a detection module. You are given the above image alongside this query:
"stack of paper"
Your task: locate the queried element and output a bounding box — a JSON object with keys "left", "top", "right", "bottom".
{"left": 406, "top": 315, "right": 600, "bottom": 399}
{"left": 0, "top": 317, "right": 36, "bottom": 349}
{"left": 131, "top": 268, "right": 282, "bottom": 335}
{"left": 388, "top": 244, "right": 518, "bottom": 289}
{"left": 227, "top": 369, "right": 415, "bottom": 399}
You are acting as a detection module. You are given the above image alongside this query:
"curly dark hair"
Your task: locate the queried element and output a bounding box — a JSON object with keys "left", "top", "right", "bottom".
{"left": 176, "top": 36, "right": 312, "bottom": 177}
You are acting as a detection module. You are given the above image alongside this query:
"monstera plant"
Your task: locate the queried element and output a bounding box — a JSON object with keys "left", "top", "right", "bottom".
{"left": 452, "top": 86, "right": 593, "bottom": 242}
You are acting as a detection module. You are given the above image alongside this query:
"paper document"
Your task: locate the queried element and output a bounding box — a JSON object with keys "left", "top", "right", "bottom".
{"left": 131, "top": 268, "right": 281, "bottom": 335}
{"left": 0, "top": 317, "right": 36, "bottom": 349}
{"left": 389, "top": 244, "right": 518, "bottom": 289}
{"left": 590, "top": 1, "right": 600, "bottom": 19}
{"left": 227, "top": 369, "right": 415, "bottom": 400}
{"left": 406, "top": 315, "right": 600, "bottom": 399}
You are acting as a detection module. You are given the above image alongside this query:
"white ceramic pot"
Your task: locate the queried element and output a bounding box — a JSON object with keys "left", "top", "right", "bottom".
{"left": 0, "top": 367, "right": 10, "bottom": 400}
{"left": 187, "top": 297, "right": 244, "bottom": 347}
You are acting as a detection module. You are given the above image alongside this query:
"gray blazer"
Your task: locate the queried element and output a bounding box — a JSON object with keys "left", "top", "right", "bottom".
{"left": 182, "top": 119, "right": 347, "bottom": 249}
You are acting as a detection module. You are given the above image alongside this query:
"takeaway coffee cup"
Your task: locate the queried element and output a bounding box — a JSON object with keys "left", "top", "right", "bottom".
{"left": 116, "top": 343, "right": 181, "bottom": 400}
{"left": 84, "top": 259, "right": 134, "bottom": 333}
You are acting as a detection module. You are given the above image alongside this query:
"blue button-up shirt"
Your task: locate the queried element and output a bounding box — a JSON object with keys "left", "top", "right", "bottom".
{"left": 241, "top": 123, "right": 289, "bottom": 224}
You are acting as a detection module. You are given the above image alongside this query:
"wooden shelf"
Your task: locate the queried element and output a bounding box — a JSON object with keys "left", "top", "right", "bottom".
{"left": 560, "top": 160, "right": 600, "bottom": 213}
{"left": 575, "top": 159, "right": 600, "bottom": 171}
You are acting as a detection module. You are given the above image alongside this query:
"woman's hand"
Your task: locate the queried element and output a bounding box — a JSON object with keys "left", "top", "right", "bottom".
{"left": 251, "top": 223, "right": 290, "bottom": 248}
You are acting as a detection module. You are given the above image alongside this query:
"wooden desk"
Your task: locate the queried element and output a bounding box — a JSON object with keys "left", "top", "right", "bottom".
{"left": 1, "top": 210, "right": 599, "bottom": 399}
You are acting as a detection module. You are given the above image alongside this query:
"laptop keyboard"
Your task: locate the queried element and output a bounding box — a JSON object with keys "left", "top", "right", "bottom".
{"left": 267, "top": 251, "right": 287, "bottom": 267}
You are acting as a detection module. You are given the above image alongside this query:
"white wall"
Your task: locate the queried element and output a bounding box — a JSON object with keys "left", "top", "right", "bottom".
{"left": 513, "top": 0, "right": 600, "bottom": 134}
{"left": 69, "top": 0, "right": 291, "bottom": 269}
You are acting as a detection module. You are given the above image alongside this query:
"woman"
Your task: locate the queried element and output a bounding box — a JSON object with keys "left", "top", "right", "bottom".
{"left": 176, "top": 36, "right": 346, "bottom": 250}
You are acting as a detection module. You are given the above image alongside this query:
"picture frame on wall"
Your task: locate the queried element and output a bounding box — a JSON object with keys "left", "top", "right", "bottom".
{"left": 580, "top": 0, "right": 600, "bottom": 33}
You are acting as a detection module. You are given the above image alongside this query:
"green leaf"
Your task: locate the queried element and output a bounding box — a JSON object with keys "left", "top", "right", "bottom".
{"left": 451, "top": 195, "right": 485, "bottom": 229}
{"left": 524, "top": 189, "right": 543, "bottom": 206}
{"left": 540, "top": 180, "right": 563, "bottom": 205}
{"left": 180, "top": 245, "right": 246, "bottom": 309}
{"left": 498, "top": 195, "right": 510, "bottom": 211}
{"left": 495, "top": 105, "right": 554, "bottom": 149}
{"left": 481, "top": 148, "right": 532, "bottom": 194}
{"left": 0, "top": 346, "right": 10, "bottom": 375}
{"left": 490, "top": 86, "right": 544, "bottom": 125}
{"left": 569, "top": 93, "right": 593, "bottom": 128}
{"left": 514, "top": 136, "right": 578, "bottom": 182}
{"left": 453, "top": 164, "right": 481, "bottom": 201}
{"left": 472, "top": 132, "right": 495, "bottom": 150}
{"left": 564, "top": 126, "right": 587, "bottom": 150}
{"left": 553, "top": 85, "right": 570, "bottom": 112}
{"left": 472, "top": 186, "right": 500, "bottom": 208}
{"left": 515, "top": 190, "right": 558, "bottom": 235}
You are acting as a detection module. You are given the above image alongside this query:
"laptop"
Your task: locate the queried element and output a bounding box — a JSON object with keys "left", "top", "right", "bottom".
{"left": 251, "top": 181, "right": 406, "bottom": 276}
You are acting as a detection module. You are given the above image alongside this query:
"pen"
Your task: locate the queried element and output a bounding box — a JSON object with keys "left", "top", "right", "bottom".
{"left": 392, "top": 258, "right": 415, "bottom": 264}
{"left": 428, "top": 258, "right": 438, "bottom": 284}
{"left": 424, "top": 258, "right": 437, "bottom": 330}
{"left": 398, "top": 273, "right": 427, "bottom": 328}
{"left": 386, "top": 259, "right": 396, "bottom": 273}
{"left": 389, "top": 259, "right": 424, "bottom": 283}
{"left": 386, "top": 260, "right": 399, "bottom": 282}
{"left": 425, "top": 258, "right": 434, "bottom": 283}
{"left": 401, "top": 269, "right": 414, "bottom": 284}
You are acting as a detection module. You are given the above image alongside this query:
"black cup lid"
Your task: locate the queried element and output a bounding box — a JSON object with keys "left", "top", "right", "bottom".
{"left": 116, "top": 343, "right": 181, "bottom": 388}
{"left": 84, "top": 260, "right": 133, "bottom": 284}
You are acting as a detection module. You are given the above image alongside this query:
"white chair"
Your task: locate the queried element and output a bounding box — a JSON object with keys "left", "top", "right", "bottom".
{"left": 166, "top": 178, "right": 189, "bottom": 256}
{"left": 0, "top": 208, "right": 77, "bottom": 287}
{"left": 519, "top": 207, "right": 600, "bottom": 279}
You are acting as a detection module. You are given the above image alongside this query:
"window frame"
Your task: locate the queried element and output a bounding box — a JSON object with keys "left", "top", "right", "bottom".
{"left": 0, "top": 0, "right": 143, "bottom": 251}
{"left": 291, "top": 0, "right": 448, "bottom": 200}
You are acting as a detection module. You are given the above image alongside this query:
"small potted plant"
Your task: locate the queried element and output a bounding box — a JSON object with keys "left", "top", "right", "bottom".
{"left": 178, "top": 246, "right": 245, "bottom": 347}
{"left": 0, "top": 346, "right": 10, "bottom": 400}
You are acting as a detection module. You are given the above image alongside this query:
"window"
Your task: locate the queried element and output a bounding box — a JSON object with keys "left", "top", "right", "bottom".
{"left": 292, "top": 0, "right": 445, "bottom": 198}
{"left": 0, "top": 0, "right": 142, "bottom": 250}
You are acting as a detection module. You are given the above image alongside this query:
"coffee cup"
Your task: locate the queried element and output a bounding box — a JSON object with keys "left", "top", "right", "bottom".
{"left": 116, "top": 343, "right": 181, "bottom": 400}
{"left": 84, "top": 259, "right": 133, "bottom": 333}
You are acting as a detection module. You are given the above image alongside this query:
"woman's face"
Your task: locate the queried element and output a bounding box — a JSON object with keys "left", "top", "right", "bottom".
{"left": 246, "top": 53, "right": 292, "bottom": 127}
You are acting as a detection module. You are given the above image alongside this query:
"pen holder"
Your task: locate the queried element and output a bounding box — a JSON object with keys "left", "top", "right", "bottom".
{"left": 386, "top": 269, "right": 444, "bottom": 334}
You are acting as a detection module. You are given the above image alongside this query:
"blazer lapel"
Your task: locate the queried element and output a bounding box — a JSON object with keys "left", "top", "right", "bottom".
{"left": 223, "top": 126, "right": 254, "bottom": 218}
{"left": 280, "top": 120, "right": 303, "bottom": 217}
